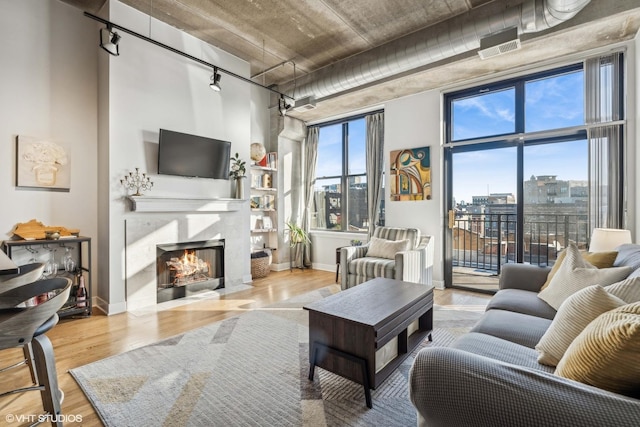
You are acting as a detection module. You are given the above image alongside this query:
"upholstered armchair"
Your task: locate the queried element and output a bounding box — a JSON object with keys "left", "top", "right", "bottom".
{"left": 340, "top": 226, "right": 433, "bottom": 290}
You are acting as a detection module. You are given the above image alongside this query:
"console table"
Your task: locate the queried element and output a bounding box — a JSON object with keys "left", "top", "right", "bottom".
{"left": 3, "top": 237, "right": 92, "bottom": 318}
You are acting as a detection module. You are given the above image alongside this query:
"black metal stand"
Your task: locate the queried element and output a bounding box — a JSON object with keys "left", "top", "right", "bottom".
{"left": 308, "top": 342, "right": 372, "bottom": 409}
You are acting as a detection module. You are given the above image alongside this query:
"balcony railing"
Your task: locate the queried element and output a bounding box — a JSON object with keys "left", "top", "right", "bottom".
{"left": 453, "top": 213, "right": 590, "bottom": 275}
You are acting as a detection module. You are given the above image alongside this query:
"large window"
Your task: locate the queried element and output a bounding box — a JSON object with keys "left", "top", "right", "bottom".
{"left": 445, "top": 57, "right": 624, "bottom": 289}
{"left": 447, "top": 64, "right": 590, "bottom": 245}
{"left": 311, "top": 115, "right": 384, "bottom": 232}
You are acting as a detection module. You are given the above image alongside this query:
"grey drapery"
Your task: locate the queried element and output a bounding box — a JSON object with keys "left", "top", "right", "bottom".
{"left": 585, "top": 52, "right": 623, "bottom": 230}
{"left": 589, "top": 126, "right": 622, "bottom": 229}
{"left": 366, "top": 112, "right": 384, "bottom": 239}
{"left": 302, "top": 126, "right": 319, "bottom": 267}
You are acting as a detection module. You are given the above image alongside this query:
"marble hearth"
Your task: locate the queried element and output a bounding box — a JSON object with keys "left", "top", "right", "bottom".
{"left": 124, "top": 211, "right": 247, "bottom": 311}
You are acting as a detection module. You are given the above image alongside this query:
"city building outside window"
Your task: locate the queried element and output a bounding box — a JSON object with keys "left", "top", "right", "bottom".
{"left": 311, "top": 115, "right": 385, "bottom": 232}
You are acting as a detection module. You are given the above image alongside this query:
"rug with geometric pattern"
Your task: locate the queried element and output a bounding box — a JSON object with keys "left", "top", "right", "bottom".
{"left": 70, "top": 286, "right": 483, "bottom": 426}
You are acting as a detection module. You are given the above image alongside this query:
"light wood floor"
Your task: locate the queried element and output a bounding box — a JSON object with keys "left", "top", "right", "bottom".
{"left": 1, "top": 269, "right": 490, "bottom": 427}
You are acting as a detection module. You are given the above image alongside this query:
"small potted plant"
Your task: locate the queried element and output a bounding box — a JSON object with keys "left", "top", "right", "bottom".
{"left": 230, "top": 153, "right": 246, "bottom": 198}
{"left": 286, "top": 220, "right": 310, "bottom": 246}
{"left": 286, "top": 220, "right": 310, "bottom": 269}
{"left": 229, "top": 152, "right": 246, "bottom": 179}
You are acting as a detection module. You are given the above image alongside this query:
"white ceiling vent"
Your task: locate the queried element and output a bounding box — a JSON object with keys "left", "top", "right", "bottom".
{"left": 478, "top": 27, "right": 521, "bottom": 60}
{"left": 292, "top": 95, "right": 316, "bottom": 112}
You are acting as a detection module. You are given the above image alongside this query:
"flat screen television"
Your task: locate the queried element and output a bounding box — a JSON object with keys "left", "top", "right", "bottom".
{"left": 157, "top": 129, "right": 231, "bottom": 180}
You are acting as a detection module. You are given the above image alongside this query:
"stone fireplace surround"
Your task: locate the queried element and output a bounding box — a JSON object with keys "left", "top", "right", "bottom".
{"left": 124, "top": 197, "right": 247, "bottom": 311}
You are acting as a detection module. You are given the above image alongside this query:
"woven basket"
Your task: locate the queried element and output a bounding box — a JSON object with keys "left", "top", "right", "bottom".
{"left": 251, "top": 254, "right": 270, "bottom": 278}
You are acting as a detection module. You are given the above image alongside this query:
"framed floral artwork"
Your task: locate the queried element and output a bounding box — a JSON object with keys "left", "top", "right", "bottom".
{"left": 16, "top": 135, "right": 70, "bottom": 191}
{"left": 390, "top": 146, "right": 431, "bottom": 201}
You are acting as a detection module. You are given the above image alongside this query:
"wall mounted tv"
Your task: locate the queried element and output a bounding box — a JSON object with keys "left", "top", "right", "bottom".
{"left": 157, "top": 129, "right": 231, "bottom": 180}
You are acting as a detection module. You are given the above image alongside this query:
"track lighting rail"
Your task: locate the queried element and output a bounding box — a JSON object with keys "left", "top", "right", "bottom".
{"left": 84, "top": 12, "right": 295, "bottom": 101}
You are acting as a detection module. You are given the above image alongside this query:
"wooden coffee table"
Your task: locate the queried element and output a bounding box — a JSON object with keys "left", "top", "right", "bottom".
{"left": 304, "top": 277, "right": 434, "bottom": 408}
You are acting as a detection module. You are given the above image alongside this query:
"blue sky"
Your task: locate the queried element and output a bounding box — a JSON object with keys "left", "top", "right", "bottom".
{"left": 452, "top": 71, "right": 585, "bottom": 203}
{"left": 316, "top": 70, "right": 586, "bottom": 203}
{"left": 316, "top": 119, "right": 366, "bottom": 179}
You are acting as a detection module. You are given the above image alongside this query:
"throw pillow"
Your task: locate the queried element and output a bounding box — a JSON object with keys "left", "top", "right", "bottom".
{"left": 555, "top": 302, "right": 640, "bottom": 396}
{"left": 535, "top": 285, "right": 626, "bottom": 366}
{"left": 605, "top": 276, "right": 640, "bottom": 303}
{"left": 538, "top": 243, "right": 630, "bottom": 310}
{"left": 366, "top": 237, "right": 410, "bottom": 260}
{"left": 540, "top": 249, "right": 618, "bottom": 291}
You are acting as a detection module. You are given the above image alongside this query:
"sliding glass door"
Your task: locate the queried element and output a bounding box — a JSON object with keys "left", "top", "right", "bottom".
{"left": 444, "top": 63, "right": 594, "bottom": 292}
{"left": 446, "top": 145, "right": 517, "bottom": 291}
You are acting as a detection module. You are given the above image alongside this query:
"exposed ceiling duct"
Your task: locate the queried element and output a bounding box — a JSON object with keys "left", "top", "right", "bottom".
{"left": 286, "top": 0, "right": 591, "bottom": 101}
{"left": 478, "top": 27, "right": 521, "bottom": 60}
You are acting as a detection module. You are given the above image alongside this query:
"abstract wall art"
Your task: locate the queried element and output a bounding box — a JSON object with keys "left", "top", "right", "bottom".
{"left": 16, "top": 135, "right": 70, "bottom": 191}
{"left": 390, "top": 146, "right": 431, "bottom": 201}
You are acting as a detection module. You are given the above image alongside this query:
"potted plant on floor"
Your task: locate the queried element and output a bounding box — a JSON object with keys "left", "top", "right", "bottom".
{"left": 286, "top": 220, "right": 310, "bottom": 269}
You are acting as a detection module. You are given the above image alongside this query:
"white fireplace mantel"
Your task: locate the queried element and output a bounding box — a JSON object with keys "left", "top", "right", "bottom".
{"left": 126, "top": 196, "right": 246, "bottom": 213}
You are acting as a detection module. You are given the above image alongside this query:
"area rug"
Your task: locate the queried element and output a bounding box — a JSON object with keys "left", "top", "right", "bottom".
{"left": 70, "top": 287, "right": 483, "bottom": 426}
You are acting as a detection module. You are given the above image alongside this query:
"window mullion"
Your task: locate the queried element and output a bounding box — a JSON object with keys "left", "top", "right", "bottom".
{"left": 342, "top": 122, "right": 349, "bottom": 232}
{"left": 515, "top": 81, "right": 525, "bottom": 134}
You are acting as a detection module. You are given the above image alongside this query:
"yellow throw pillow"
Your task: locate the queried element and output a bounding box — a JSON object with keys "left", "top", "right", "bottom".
{"left": 540, "top": 249, "right": 618, "bottom": 291}
{"left": 535, "top": 285, "right": 626, "bottom": 366}
{"left": 555, "top": 302, "right": 640, "bottom": 396}
{"left": 538, "top": 243, "right": 630, "bottom": 310}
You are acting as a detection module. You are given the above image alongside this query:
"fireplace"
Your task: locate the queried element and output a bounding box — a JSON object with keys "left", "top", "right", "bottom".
{"left": 156, "top": 239, "right": 224, "bottom": 303}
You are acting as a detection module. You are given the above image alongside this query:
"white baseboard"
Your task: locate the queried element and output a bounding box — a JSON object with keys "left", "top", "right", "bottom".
{"left": 270, "top": 262, "right": 292, "bottom": 271}
{"left": 433, "top": 280, "right": 445, "bottom": 290}
{"left": 94, "top": 296, "right": 127, "bottom": 316}
{"left": 311, "top": 263, "right": 335, "bottom": 272}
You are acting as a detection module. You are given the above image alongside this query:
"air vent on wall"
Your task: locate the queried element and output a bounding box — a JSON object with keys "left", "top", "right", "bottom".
{"left": 478, "top": 27, "right": 521, "bottom": 60}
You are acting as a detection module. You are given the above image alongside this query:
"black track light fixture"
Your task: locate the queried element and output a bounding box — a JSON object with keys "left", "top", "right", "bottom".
{"left": 210, "top": 67, "right": 222, "bottom": 92}
{"left": 279, "top": 94, "right": 292, "bottom": 116}
{"left": 84, "top": 12, "right": 297, "bottom": 104}
{"left": 100, "top": 24, "right": 120, "bottom": 56}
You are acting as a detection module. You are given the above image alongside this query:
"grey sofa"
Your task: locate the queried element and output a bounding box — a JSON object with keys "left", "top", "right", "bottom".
{"left": 409, "top": 244, "right": 640, "bottom": 427}
{"left": 340, "top": 226, "right": 433, "bottom": 290}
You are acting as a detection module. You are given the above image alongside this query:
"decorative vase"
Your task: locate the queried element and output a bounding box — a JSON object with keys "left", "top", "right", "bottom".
{"left": 234, "top": 176, "right": 246, "bottom": 199}
{"left": 250, "top": 142, "right": 266, "bottom": 163}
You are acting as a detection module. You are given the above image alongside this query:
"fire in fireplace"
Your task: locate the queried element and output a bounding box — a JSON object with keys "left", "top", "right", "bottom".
{"left": 166, "top": 250, "right": 211, "bottom": 286}
{"left": 156, "top": 239, "right": 224, "bottom": 303}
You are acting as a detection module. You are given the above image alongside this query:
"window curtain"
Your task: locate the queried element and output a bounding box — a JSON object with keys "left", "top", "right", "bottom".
{"left": 302, "top": 126, "right": 319, "bottom": 267}
{"left": 365, "top": 112, "right": 384, "bottom": 239}
{"left": 589, "top": 126, "right": 622, "bottom": 229}
{"left": 585, "top": 51, "right": 624, "bottom": 230}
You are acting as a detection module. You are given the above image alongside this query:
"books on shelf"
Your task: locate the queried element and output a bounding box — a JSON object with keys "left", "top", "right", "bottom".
{"left": 251, "top": 173, "right": 273, "bottom": 189}
{"left": 250, "top": 194, "right": 275, "bottom": 210}
{"left": 266, "top": 152, "right": 277, "bottom": 169}
{"left": 264, "top": 194, "right": 275, "bottom": 209}
{"left": 257, "top": 152, "right": 277, "bottom": 169}
{"left": 251, "top": 174, "right": 261, "bottom": 188}
{"left": 262, "top": 216, "right": 273, "bottom": 229}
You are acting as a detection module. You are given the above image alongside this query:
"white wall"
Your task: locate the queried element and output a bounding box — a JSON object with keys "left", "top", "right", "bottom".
{"left": 0, "top": 1, "right": 98, "bottom": 286}
{"left": 97, "top": 0, "right": 268, "bottom": 313}
{"left": 309, "top": 91, "right": 444, "bottom": 286}
{"left": 384, "top": 90, "right": 444, "bottom": 287}
{"left": 0, "top": 0, "right": 271, "bottom": 315}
